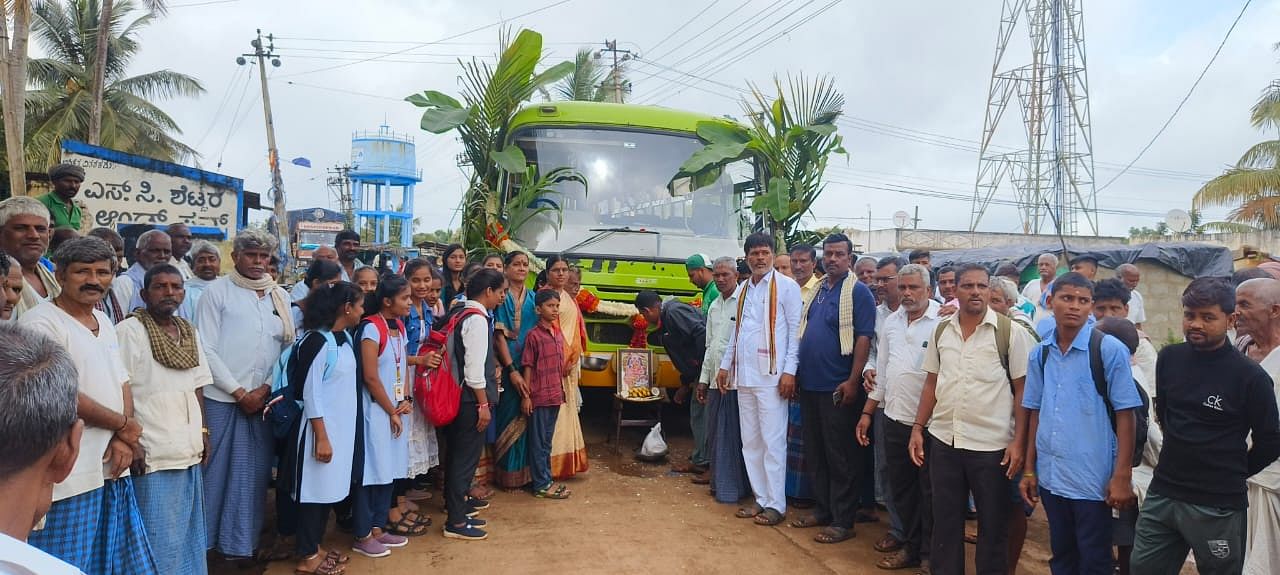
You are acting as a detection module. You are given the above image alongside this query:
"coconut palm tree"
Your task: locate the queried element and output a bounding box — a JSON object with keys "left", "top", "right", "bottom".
{"left": 556, "top": 48, "right": 606, "bottom": 102}
{"left": 1192, "top": 75, "right": 1280, "bottom": 230}
{"left": 23, "top": 0, "right": 202, "bottom": 170}
{"left": 88, "top": 0, "right": 167, "bottom": 146}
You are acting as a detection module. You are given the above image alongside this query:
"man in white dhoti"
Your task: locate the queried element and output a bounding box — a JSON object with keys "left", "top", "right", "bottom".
{"left": 717, "top": 232, "right": 802, "bottom": 527}
{"left": 1233, "top": 278, "right": 1280, "bottom": 575}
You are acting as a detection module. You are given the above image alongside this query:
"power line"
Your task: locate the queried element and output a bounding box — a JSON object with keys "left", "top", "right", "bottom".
{"left": 1097, "top": 0, "right": 1253, "bottom": 192}
{"left": 192, "top": 65, "right": 248, "bottom": 151}
{"left": 213, "top": 65, "right": 260, "bottom": 166}
{"left": 647, "top": 0, "right": 840, "bottom": 106}
{"left": 277, "top": 54, "right": 472, "bottom": 65}
{"left": 278, "top": 0, "right": 574, "bottom": 79}
{"left": 639, "top": 0, "right": 810, "bottom": 103}
{"left": 827, "top": 178, "right": 1165, "bottom": 218}
{"left": 274, "top": 36, "right": 593, "bottom": 46}
{"left": 710, "top": 0, "right": 835, "bottom": 71}
{"left": 646, "top": 1, "right": 755, "bottom": 64}
{"left": 669, "top": 0, "right": 793, "bottom": 72}
{"left": 630, "top": 52, "right": 1217, "bottom": 183}
{"left": 283, "top": 80, "right": 404, "bottom": 102}
{"left": 646, "top": 0, "right": 721, "bottom": 56}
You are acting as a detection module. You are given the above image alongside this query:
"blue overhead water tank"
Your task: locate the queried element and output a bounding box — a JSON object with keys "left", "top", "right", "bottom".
{"left": 349, "top": 125, "right": 421, "bottom": 250}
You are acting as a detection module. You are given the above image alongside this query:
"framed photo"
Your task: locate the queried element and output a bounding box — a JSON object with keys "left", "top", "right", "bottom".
{"left": 616, "top": 348, "right": 654, "bottom": 398}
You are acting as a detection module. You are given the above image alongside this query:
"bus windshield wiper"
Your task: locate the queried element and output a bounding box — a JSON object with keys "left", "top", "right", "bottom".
{"left": 563, "top": 227, "right": 660, "bottom": 255}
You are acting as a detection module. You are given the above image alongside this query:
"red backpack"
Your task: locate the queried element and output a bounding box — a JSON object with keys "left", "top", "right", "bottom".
{"left": 414, "top": 307, "right": 484, "bottom": 427}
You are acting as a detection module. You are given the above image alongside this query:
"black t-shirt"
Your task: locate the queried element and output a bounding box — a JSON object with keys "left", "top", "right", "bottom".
{"left": 1151, "top": 342, "right": 1280, "bottom": 508}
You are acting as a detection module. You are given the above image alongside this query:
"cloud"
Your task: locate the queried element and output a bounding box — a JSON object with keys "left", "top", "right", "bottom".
{"left": 122, "top": 0, "right": 1278, "bottom": 240}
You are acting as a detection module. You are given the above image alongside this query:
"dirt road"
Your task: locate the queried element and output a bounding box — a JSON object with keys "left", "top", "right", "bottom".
{"left": 247, "top": 393, "right": 1069, "bottom": 574}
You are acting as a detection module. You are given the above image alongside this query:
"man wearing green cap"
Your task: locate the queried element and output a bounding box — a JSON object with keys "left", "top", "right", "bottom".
{"left": 38, "top": 164, "right": 90, "bottom": 233}
{"left": 686, "top": 253, "right": 720, "bottom": 316}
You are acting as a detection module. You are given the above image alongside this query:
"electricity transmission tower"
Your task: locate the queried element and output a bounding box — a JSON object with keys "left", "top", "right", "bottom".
{"left": 969, "top": 0, "right": 1098, "bottom": 236}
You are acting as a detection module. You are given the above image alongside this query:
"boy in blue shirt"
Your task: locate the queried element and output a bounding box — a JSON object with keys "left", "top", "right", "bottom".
{"left": 1020, "top": 272, "right": 1142, "bottom": 574}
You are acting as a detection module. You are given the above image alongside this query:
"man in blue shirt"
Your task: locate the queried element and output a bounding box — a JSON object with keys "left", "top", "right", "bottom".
{"left": 791, "top": 233, "right": 877, "bottom": 544}
{"left": 1021, "top": 272, "right": 1141, "bottom": 574}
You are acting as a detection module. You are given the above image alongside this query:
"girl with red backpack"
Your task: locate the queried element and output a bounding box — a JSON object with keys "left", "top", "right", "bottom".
{"left": 352, "top": 276, "right": 419, "bottom": 558}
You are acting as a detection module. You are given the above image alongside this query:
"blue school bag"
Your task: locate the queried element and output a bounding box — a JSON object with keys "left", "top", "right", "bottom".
{"left": 265, "top": 330, "right": 338, "bottom": 440}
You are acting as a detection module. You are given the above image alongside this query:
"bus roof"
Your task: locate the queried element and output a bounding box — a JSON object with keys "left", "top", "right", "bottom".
{"left": 507, "top": 101, "right": 735, "bottom": 135}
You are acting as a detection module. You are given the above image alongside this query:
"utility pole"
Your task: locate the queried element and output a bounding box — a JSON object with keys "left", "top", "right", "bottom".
{"left": 237, "top": 30, "right": 290, "bottom": 267}
{"left": 596, "top": 40, "right": 633, "bottom": 103}
{"left": 326, "top": 163, "right": 354, "bottom": 228}
{"left": 912, "top": 205, "right": 921, "bottom": 229}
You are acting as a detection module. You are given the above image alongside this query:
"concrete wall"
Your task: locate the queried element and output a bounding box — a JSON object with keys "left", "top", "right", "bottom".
{"left": 855, "top": 228, "right": 1129, "bottom": 253}
{"left": 1116, "top": 262, "right": 1188, "bottom": 347}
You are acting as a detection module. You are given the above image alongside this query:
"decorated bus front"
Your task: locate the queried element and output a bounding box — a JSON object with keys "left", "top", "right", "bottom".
{"left": 503, "top": 102, "right": 754, "bottom": 388}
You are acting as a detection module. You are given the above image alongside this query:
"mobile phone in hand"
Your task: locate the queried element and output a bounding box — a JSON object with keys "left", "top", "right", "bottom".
{"left": 832, "top": 388, "right": 844, "bottom": 406}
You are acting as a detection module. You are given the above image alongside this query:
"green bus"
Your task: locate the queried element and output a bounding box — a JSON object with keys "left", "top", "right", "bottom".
{"left": 502, "top": 101, "right": 756, "bottom": 388}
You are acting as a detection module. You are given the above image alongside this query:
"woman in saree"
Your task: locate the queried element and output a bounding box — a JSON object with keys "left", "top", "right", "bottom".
{"left": 492, "top": 251, "right": 536, "bottom": 489}
{"left": 543, "top": 255, "right": 589, "bottom": 479}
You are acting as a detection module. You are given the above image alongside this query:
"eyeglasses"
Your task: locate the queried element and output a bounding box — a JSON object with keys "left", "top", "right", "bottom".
{"left": 872, "top": 275, "right": 897, "bottom": 284}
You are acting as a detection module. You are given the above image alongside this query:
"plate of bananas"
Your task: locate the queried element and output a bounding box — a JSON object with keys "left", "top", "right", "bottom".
{"left": 622, "top": 386, "right": 662, "bottom": 402}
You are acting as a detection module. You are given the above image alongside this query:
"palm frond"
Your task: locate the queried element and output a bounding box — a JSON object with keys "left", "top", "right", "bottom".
{"left": 1227, "top": 195, "right": 1280, "bottom": 229}
{"left": 1251, "top": 81, "right": 1280, "bottom": 132}
{"left": 1192, "top": 168, "right": 1280, "bottom": 210}
{"left": 555, "top": 48, "right": 605, "bottom": 101}
{"left": 111, "top": 69, "right": 204, "bottom": 100}
{"left": 1236, "top": 138, "right": 1280, "bottom": 170}
{"left": 22, "top": 0, "right": 199, "bottom": 167}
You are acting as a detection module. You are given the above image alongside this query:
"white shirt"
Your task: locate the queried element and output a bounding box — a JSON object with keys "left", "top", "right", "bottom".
{"left": 460, "top": 300, "right": 491, "bottom": 390}
{"left": 922, "top": 307, "right": 1034, "bottom": 452}
{"left": 865, "top": 302, "right": 899, "bottom": 375}
{"left": 0, "top": 532, "right": 83, "bottom": 575}
{"left": 195, "top": 276, "right": 288, "bottom": 403}
{"left": 1134, "top": 335, "right": 1158, "bottom": 398}
{"left": 106, "top": 273, "right": 135, "bottom": 320}
{"left": 1249, "top": 347, "right": 1280, "bottom": 491}
{"left": 700, "top": 286, "right": 740, "bottom": 389}
{"left": 871, "top": 301, "right": 941, "bottom": 424}
{"left": 168, "top": 257, "right": 194, "bottom": 280}
{"left": 719, "top": 270, "right": 802, "bottom": 387}
{"left": 339, "top": 259, "right": 368, "bottom": 282}
{"left": 116, "top": 316, "right": 213, "bottom": 473}
{"left": 1127, "top": 289, "right": 1147, "bottom": 325}
{"left": 1021, "top": 277, "right": 1052, "bottom": 322}
{"left": 290, "top": 281, "right": 310, "bottom": 302}
{"left": 19, "top": 303, "right": 130, "bottom": 501}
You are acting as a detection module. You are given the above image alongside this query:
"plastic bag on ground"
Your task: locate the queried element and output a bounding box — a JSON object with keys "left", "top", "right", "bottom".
{"left": 639, "top": 423, "right": 667, "bottom": 457}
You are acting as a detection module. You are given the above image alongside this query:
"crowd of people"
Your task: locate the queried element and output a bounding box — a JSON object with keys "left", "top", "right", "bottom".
{"left": 638, "top": 232, "right": 1280, "bottom": 575}
{"left": 0, "top": 167, "right": 596, "bottom": 575}
{"left": 0, "top": 163, "right": 1279, "bottom": 575}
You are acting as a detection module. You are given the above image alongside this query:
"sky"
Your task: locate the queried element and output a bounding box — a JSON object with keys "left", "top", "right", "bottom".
{"left": 107, "top": 0, "right": 1280, "bottom": 239}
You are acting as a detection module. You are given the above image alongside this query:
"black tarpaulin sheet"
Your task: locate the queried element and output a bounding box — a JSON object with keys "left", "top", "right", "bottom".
{"left": 915, "top": 242, "right": 1231, "bottom": 279}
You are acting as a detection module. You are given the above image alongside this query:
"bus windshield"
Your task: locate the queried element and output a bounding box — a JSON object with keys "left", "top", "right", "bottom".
{"left": 506, "top": 127, "right": 748, "bottom": 260}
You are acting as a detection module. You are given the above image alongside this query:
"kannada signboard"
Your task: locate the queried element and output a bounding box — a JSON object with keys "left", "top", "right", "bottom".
{"left": 59, "top": 140, "right": 245, "bottom": 239}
